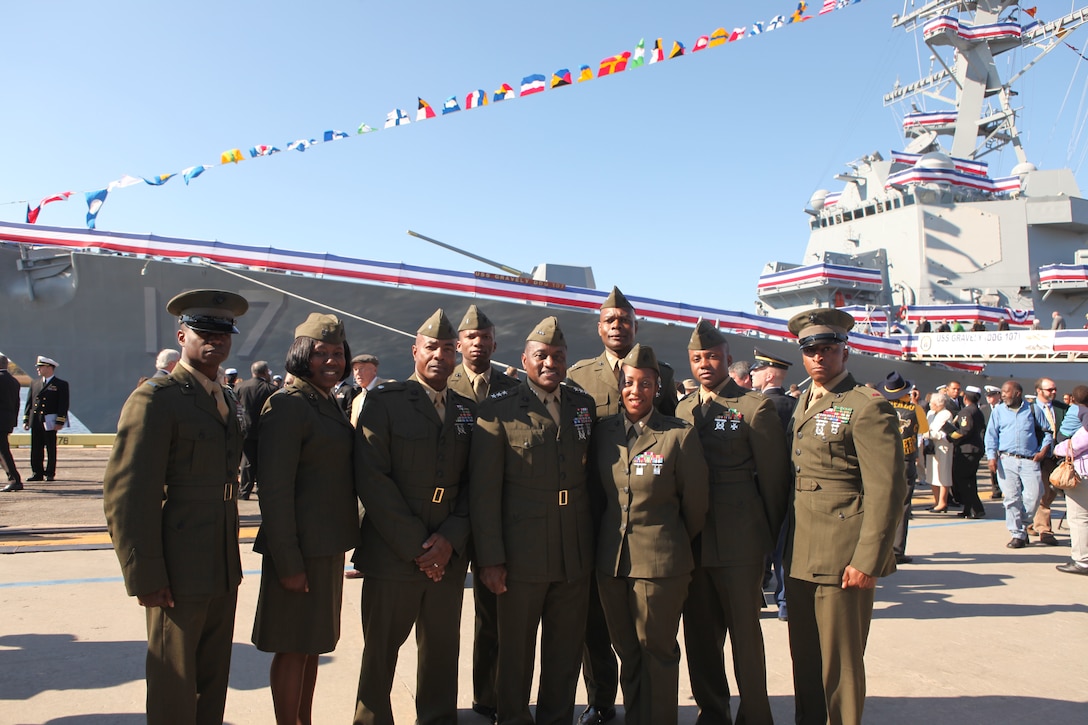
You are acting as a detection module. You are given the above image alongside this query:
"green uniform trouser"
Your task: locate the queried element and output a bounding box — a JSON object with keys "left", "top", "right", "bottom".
{"left": 144, "top": 589, "right": 238, "bottom": 725}
{"left": 597, "top": 573, "right": 690, "bottom": 725}
{"left": 354, "top": 572, "right": 466, "bottom": 725}
{"left": 472, "top": 573, "right": 499, "bottom": 709}
{"left": 495, "top": 575, "right": 590, "bottom": 725}
{"left": 785, "top": 576, "right": 875, "bottom": 725}
{"left": 683, "top": 562, "right": 772, "bottom": 725}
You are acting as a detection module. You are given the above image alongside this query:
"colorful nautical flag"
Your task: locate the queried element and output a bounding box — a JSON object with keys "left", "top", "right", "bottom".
{"left": 142, "top": 173, "right": 175, "bottom": 186}
{"left": 442, "top": 96, "right": 461, "bottom": 114}
{"left": 669, "top": 41, "right": 685, "bottom": 58}
{"left": 521, "top": 74, "right": 547, "bottom": 95}
{"left": 249, "top": 145, "right": 280, "bottom": 157}
{"left": 220, "top": 148, "right": 244, "bottom": 164}
{"left": 598, "top": 51, "right": 631, "bottom": 76}
{"left": 287, "top": 139, "right": 316, "bottom": 152}
{"left": 323, "top": 130, "right": 349, "bottom": 142}
{"left": 649, "top": 38, "right": 665, "bottom": 63}
{"left": 693, "top": 35, "right": 709, "bottom": 52}
{"left": 767, "top": 15, "right": 787, "bottom": 31}
{"left": 709, "top": 28, "right": 728, "bottom": 47}
{"left": 730, "top": 27, "right": 747, "bottom": 42}
{"left": 107, "top": 175, "right": 143, "bottom": 192}
{"left": 630, "top": 39, "right": 646, "bottom": 67}
{"left": 85, "top": 189, "right": 108, "bottom": 229}
{"left": 791, "top": 2, "right": 811, "bottom": 23}
{"left": 385, "top": 109, "right": 410, "bottom": 128}
{"left": 750, "top": 22, "right": 764, "bottom": 35}
{"left": 578, "top": 65, "right": 593, "bottom": 82}
{"left": 551, "top": 69, "right": 572, "bottom": 88}
{"left": 417, "top": 98, "right": 437, "bottom": 120}
{"left": 493, "top": 83, "right": 516, "bottom": 102}
{"left": 25, "top": 191, "right": 72, "bottom": 224}
{"left": 1024, "top": 6, "right": 1037, "bottom": 17}
{"left": 820, "top": 0, "right": 836, "bottom": 14}
{"left": 182, "top": 165, "right": 208, "bottom": 185}
{"left": 465, "top": 90, "right": 488, "bottom": 108}
{"left": 357, "top": 123, "right": 375, "bottom": 134}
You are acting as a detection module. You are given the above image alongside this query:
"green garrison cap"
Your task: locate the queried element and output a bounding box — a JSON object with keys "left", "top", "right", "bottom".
{"left": 601, "top": 286, "right": 635, "bottom": 312}
{"left": 458, "top": 304, "right": 495, "bottom": 332}
{"left": 167, "top": 289, "right": 249, "bottom": 334}
{"left": 295, "top": 313, "right": 345, "bottom": 343}
{"left": 688, "top": 318, "right": 728, "bottom": 350}
{"left": 526, "top": 316, "right": 566, "bottom": 346}
{"left": 787, "top": 308, "right": 855, "bottom": 348}
{"left": 621, "top": 343, "right": 659, "bottom": 373}
{"left": 750, "top": 347, "right": 792, "bottom": 371}
{"left": 417, "top": 308, "right": 456, "bottom": 340}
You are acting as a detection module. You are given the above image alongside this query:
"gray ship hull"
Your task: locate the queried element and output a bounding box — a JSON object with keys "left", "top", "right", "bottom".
{"left": 0, "top": 243, "right": 1064, "bottom": 433}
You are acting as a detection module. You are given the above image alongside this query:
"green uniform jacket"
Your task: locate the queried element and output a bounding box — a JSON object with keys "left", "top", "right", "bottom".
{"left": 470, "top": 381, "right": 598, "bottom": 583}
{"left": 568, "top": 352, "right": 677, "bottom": 418}
{"left": 590, "top": 410, "right": 708, "bottom": 578}
{"left": 253, "top": 378, "right": 360, "bottom": 578}
{"left": 103, "top": 366, "right": 243, "bottom": 598}
{"left": 786, "top": 373, "right": 906, "bottom": 584}
{"left": 447, "top": 362, "right": 521, "bottom": 403}
{"left": 675, "top": 380, "right": 791, "bottom": 567}
{"left": 355, "top": 378, "right": 475, "bottom": 580}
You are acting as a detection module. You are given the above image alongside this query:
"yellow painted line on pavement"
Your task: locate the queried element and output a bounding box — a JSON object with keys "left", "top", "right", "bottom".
{"left": 1, "top": 526, "right": 261, "bottom": 549}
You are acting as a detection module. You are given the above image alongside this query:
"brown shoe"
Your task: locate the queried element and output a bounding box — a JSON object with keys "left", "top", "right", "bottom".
{"left": 1039, "top": 533, "right": 1059, "bottom": 546}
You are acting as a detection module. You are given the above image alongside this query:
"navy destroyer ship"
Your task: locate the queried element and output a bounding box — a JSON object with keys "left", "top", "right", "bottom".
{"left": 3, "top": 0, "right": 1088, "bottom": 432}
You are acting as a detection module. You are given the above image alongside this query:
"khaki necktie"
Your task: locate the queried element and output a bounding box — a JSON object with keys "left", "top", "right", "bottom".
{"left": 1044, "top": 404, "right": 1056, "bottom": 432}
{"left": 807, "top": 390, "right": 824, "bottom": 412}
{"left": 211, "top": 386, "right": 230, "bottom": 422}
{"left": 700, "top": 390, "right": 714, "bottom": 415}
{"left": 433, "top": 392, "right": 445, "bottom": 421}
{"left": 546, "top": 394, "right": 562, "bottom": 427}
{"left": 472, "top": 375, "right": 487, "bottom": 402}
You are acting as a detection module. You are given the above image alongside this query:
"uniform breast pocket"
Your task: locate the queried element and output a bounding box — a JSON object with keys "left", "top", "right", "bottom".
{"left": 176, "top": 423, "right": 218, "bottom": 476}
{"left": 392, "top": 422, "right": 431, "bottom": 472}
{"left": 509, "top": 426, "right": 547, "bottom": 474}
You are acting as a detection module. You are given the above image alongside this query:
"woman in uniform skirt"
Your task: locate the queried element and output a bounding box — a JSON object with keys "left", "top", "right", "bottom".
{"left": 252, "top": 313, "right": 361, "bottom": 724}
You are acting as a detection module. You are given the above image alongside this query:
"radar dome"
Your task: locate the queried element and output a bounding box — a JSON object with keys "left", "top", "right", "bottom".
{"left": 809, "top": 190, "right": 830, "bottom": 210}
{"left": 916, "top": 152, "right": 955, "bottom": 170}
{"left": 1011, "top": 161, "right": 1037, "bottom": 176}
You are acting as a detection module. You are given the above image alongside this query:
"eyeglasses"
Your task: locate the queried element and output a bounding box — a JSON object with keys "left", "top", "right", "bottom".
{"left": 1040, "top": 388, "right": 1057, "bottom": 393}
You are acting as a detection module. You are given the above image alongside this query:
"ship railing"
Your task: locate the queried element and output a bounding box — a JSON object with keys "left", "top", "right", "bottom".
{"left": 1039, "top": 264, "right": 1088, "bottom": 291}
{"left": 895, "top": 330, "right": 1088, "bottom": 362}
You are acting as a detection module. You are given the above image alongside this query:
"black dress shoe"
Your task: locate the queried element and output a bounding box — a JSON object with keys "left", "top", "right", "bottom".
{"left": 1007, "top": 537, "right": 1027, "bottom": 549}
{"left": 26, "top": 474, "right": 44, "bottom": 482}
{"left": 970, "top": 511, "right": 987, "bottom": 519}
{"left": 895, "top": 554, "right": 913, "bottom": 564}
{"left": 1, "top": 481, "right": 23, "bottom": 492}
{"left": 45, "top": 476, "right": 54, "bottom": 482}
{"left": 578, "top": 706, "right": 617, "bottom": 725}
{"left": 1056, "top": 562, "right": 1088, "bottom": 575}
{"left": 471, "top": 703, "right": 497, "bottom": 723}
{"left": 1039, "top": 533, "right": 1059, "bottom": 546}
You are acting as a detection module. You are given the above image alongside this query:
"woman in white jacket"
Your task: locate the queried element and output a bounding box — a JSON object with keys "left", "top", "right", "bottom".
{"left": 925, "top": 393, "right": 954, "bottom": 513}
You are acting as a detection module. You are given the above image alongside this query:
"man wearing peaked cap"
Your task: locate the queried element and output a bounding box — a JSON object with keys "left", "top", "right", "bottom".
{"left": 676, "top": 318, "right": 790, "bottom": 725}
{"left": 103, "top": 288, "right": 248, "bottom": 724}
{"left": 591, "top": 343, "right": 708, "bottom": 725}
{"left": 784, "top": 308, "right": 905, "bottom": 725}
{"left": 21, "top": 354, "right": 69, "bottom": 485}
{"left": 567, "top": 287, "right": 675, "bottom": 725}
{"left": 470, "top": 314, "right": 599, "bottom": 725}
{"left": 949, "top": 385, "right": 987, "bottom": 519}
{"left": 353, "top": 306, "right": 476, "bottom": 725}
{"left": 749, "top": 347, "right": 795, "bottom": 430}
{"left": 445, "top": 304, "right": 520, "bottom": 723}
{"left": 880, "top": 371, "right": 929, "bottom": 566}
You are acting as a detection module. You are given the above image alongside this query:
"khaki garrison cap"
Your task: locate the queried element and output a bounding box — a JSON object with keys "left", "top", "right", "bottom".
{"left": 526, "top": 316, "right": 566, "bottom": 346}
{"left": 621, "top": 343, "right": 659, "bottom": 373}
{"left": 601, "top": 286, "right": 635, "bottom": 312}
{"left": 295, "top": 313, "right": 345, "bottom": 343}
{"left": 787, "top": 308, "right": 854, "bottom": 348}
{"left": 458, "top": 304, "right": 495, "bottom": 332}
{"left": 417, "top": 309, "right": 456, "bottom": 340}
{"left": 167, "top": 289, "right": 249, "bottom": 334}
{"left": 688, "top": 318, "right": 728, "bottom": 350}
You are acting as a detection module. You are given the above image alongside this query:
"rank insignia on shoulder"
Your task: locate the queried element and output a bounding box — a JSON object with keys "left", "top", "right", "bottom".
{"left": 489, "top": 388, "right": 516, "bottom": 400}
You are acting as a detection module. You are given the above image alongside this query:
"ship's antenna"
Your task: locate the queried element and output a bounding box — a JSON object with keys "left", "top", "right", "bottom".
{"left": 407, "top": 230, "right": 532, "bottom": 279}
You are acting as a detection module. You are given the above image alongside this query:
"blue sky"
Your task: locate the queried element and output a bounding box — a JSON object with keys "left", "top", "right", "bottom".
{"left": 3, "top": 0, "right": 1086, "bottom": 314}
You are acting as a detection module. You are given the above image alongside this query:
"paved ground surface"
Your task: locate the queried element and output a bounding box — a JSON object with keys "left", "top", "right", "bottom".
{"left": 1, "top": 446, "right": 1087, "bottom": 724}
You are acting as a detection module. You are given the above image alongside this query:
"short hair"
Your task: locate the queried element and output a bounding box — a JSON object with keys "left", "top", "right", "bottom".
{"left": 251, "top": 360, "right": 270, "bottom": 376}
{"left": 1034, "top": 377, "right": 1054, "bottom": 391}
{"left": 1005, "top": 380, "right": 1023, "bottom": 395}
{"left": 155, "top": 349, "right": 180, "bottom": 369}
{"left": 0, "top": 354, "right": 8, "bottom": 368}
{"left": 729, "top": 361, "right": 751, "bottom": 377}
{"left": 1071, "top": 385, "right": 1088, "bottom": 406}
{"left": 930, "top": 392, "right": 951, "bottom": 410}
{"left": 284, "top": 337, "right": 350, "bottom": 380}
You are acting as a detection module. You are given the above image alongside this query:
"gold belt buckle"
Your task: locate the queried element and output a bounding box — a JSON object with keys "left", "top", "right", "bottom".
{"left": 224, "top": 483, "right": 233, "bottom": 501}
{"left": 558, "top": 489, "right": 568, "bottom": 506}
{"left": 432, "top": 487, "right": 445, "bottom": 504}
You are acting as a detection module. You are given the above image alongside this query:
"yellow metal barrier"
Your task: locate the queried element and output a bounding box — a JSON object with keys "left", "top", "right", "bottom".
{"left": 9, "top": 434, "right": 116, "bottom": 448}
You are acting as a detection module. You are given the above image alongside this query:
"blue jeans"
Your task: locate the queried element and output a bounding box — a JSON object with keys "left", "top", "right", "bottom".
{"left": 995, "top": 455, "right": 1044, "bottom": 538}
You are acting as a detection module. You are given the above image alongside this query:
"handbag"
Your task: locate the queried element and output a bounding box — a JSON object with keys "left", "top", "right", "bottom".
{"left": 1050, "top": 452, "right": 1081, "bottom": 490}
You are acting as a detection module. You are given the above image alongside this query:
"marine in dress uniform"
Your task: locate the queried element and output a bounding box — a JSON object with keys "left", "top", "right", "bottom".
{"left": 784, "top": 308, "right": 906, "bottom": 725}
{"left": 22, "top": 355, "right": 69, "bottom": 482}
{"left": 251, "top": 314, "right": 361, "bottom": 724}
{"left": 676, "top": 321, "right": 791, "bottom": 725}
{"left": 591, "top": 344, "right": 708, "bottom": 725}
{"left": 470, "top": 316, "right": 598, "bottom": 725}
{"left": 353, "top": 309, "right": 476, "bottom": 725}
{"left": 566, "top": 286, "right": 674, "bottom": 725}
{"left": 447, "top": 304, "right": 521, "bottom": 723}
{"left": 102, "top": 289, "right": 248, "bottom": 725}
